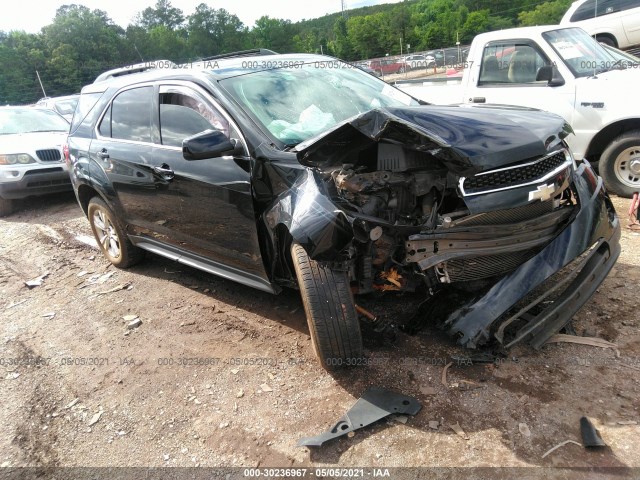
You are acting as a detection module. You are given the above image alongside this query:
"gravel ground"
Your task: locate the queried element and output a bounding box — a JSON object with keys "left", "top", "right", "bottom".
{"left": 0, "top": 192, "right": 638, "bottom": 479}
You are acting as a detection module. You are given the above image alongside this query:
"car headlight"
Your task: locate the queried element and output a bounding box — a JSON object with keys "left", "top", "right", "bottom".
{"left": 0, "top": 154, "right": 36, "bottom": 165}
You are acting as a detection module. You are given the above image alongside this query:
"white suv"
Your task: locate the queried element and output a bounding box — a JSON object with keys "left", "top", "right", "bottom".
{"left": 561, "top": 0, "right": 640, "bottom": 48}
{"left": 0, "top": 107, "right": 71, "bottom": 216}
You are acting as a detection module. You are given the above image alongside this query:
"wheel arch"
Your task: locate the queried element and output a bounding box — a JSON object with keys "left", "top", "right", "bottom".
{"left": 594, "top": 32, "right": 618, "bottom": 47}
{"left": 76, "top": 183, "right": 102, "bottom": 216}
{"left": 585, "top": 118, "right": 640, "bottom": 163}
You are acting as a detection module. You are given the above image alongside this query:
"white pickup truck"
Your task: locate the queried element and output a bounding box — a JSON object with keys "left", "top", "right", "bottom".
{"left": 397, "top": 25, "right": 640, "bottom": 197}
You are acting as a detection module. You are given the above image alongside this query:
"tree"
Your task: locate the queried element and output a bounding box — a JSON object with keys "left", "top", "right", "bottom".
{"left": 0, "top": 32, "right": 45, "bottom": 104}
{"left": 330, "top": 17, "right": 354, "bottom": 60}
{"left": 41, "top": 5, "right": 128, "bottom": 92}
{"left": 518, "top": 0, "right": 572, "bottom": 26}
{"left": 251, "top": 17, "right": 298, "bottom": 53}
{"left": 187, "top": 4, "right": 248, "bottom": 57}
{"left": 347, "top": 13, "right": 395, "bottom": 58}
{"left": 135, "top": 0, "right": 185, "bottom": 30}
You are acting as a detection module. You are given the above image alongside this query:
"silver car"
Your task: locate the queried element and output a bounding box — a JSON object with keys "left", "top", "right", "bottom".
{"left": 0, "top": 107, "right": 71, "bottom": 216}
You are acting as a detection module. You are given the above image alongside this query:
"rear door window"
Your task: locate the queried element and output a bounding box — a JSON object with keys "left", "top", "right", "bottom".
{"left": 99, "top": 86, "right": 153, "bottom": 143}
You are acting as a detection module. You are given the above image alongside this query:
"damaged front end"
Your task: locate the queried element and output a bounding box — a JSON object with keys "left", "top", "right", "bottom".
{"left": 268, "top": 106, "right": 620, "bottom": 350}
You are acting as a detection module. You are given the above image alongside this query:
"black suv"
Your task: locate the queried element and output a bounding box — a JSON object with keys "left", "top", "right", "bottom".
{"left": 67, "top": 52, "right": 620, "bottom": 369}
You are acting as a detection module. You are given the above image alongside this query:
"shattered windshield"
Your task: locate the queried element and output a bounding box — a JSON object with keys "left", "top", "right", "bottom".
{"left": 543, "top": 28, "right": 619, "bottom": 77}
{"left": 219, "top": 61, "right": 419, "bottom": 146}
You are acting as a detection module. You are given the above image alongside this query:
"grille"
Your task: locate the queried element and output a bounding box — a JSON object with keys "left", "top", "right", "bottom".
{"left": 446, "top": 250, "right": 539, "bottom": 282}
{"left": 27, "top": 178, "right": 71, "bottom": 188}
{"left": 36, "top": 149, "right": 62, "bottom": 161}
{"left": 453, "top": 199, "right": 555, "bottom": 227}
{"left": 463, "top": 150, "right": 567, "bottom": 193}
{"left": 23, "top": 167, "right": 64, "bottom": 176}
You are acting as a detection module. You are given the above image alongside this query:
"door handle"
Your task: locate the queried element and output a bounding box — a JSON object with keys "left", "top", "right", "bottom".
{"left": 97, "top": 148, "right": 109, "bottom": 159}
{"left": 470, "top": 97, "right": 486, "bottom": 103}
{"left": 153, "top": 163, "right": 174, "bottom": 180}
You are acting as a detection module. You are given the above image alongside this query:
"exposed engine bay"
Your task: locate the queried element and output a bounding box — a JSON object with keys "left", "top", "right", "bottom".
{"left": 320, "top": 142, "right": 576, "bottom": 296}
{"left": 284, "top": 106, "right": 619, "bottom": 350}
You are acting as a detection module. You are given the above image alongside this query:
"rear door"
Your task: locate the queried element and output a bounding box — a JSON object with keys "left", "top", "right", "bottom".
{"left": 90, "top": 84, "right": 158, "bottom": 236}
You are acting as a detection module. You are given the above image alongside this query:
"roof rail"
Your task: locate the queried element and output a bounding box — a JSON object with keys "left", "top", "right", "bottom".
{"left": 199, "top": 49, "right": 278, "bottom": 61}
{"left": 94, "top": 60, "right": 176, "bottom": 83}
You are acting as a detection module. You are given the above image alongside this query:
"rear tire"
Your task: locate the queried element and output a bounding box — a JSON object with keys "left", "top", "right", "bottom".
{"left": 595, "top": 34, "right": 616, "bottom": 48}
{"left": 87, "top": 196, "right": 143, "bottom": 268}
{"left": 290, "top": 243, "right": 363, "bottom": 370}
{"left": 599, "top": 131, "right": 640, "bottom": 198}
{"left": 0, "top": 197, "right": 13, "bottom": 217}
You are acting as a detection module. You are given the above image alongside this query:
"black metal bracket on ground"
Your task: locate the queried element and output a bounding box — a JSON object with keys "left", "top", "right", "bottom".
{"left": 580, "top": 417, "right": 607, "bottom": 447}
{"left": 297, "top": 387, "right": 422, "bottom": 447}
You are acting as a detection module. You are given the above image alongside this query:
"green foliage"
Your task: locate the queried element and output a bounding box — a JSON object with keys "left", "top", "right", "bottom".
{"left": 135, "top": 0, "right": 185, "bottom": 30}
{"left": 0, "top": 0, "right": 577, "bottom": 105}
{"left": 250, "top": 17, "right": 299, "bottom": 53}
{"left": 518, "top": 0, "right": 573, "bottom": 26}
{"left": 187, "top": 4, "right": 248, "bottom": 58}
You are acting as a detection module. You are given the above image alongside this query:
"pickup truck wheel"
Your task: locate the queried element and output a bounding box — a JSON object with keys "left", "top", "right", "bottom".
{"left": 0, "top": 197, "right": 13, "bottom": 217}
{"left": 600, "top": 131, "right": 640, "bottom": 197}
{"left": 290, "top": 243, "right": 363, "bottom": 370}
{"left": 88, "top": 197, "right": 143, "bottom": 268}
{"left": 595, "top": 34, "right": 616, "bottom": 47}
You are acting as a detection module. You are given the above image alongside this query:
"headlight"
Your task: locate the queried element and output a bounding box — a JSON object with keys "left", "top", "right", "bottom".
{"left": 0, "top": 154, "right": 36, "bottom": 165}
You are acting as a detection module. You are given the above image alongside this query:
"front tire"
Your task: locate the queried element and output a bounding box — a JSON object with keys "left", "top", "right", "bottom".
{"left": 599, "top": 131, "right": 640, "bottom": 197}
{"left": 87, "top": 197, "right": 143, "bottom": 268}
{"left": 0, "top": 197, "right": 13, "bottom": 217}
{"left": 290, "top": 243, "right": 363, "bottom": 370}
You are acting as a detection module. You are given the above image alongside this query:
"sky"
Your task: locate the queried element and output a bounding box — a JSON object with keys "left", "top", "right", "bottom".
{"left": 0, "top": 0, "right": 403, "bottom": 33}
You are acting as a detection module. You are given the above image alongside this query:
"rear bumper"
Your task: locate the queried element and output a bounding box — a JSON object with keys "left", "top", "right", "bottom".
{"left": 0, "top": 167, "right": 71, "bottom": 199}
{"left": 441, "top": 162, "right": 620, "bottom": 348}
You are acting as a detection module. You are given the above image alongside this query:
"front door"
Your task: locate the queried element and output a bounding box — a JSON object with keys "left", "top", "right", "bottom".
{"left": 148, "top": 83, "right": 269, "bottom": 288}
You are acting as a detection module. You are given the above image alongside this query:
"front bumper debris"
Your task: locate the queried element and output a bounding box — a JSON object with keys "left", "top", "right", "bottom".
{"left": 297, "top": 387, "right": 421, "bottom": 447}
{"left": 430, "top": 162, "right": 620, "bottom": 349}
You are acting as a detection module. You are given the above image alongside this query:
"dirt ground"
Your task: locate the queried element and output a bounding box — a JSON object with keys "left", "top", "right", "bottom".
{"left": 0, "top": 191, "right": 638, "bottom": 478}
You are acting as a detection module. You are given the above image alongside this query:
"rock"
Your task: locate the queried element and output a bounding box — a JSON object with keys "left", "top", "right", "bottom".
{"left": 429, "top": 421, "right": 439, "bottom": 430}
{"left": 420, "top": 386, "right": 437, "bottom": 395}
{"left": 127, "top": 318, "right": 142, "bottom": 330}
{"left": 66, "top": 398, "right": 79, "bottom": 409}
{"left": 236, "top": 389, "right": 244, "bottom": 398}
{"left": 123, "top": 314, "right": 138, "bottom": 322}
{"left": 219, "top": 422, "right": 229, "bottom": 429}
{"left": 450, "top": 422, "right": 469, "bottom": 440}
{"left": 518, "top": 423, "right": 531, "bottom": 437}
{"left": 347, "top": 432, "right": 355, "bottom": 438}
{"left": 230, "top": 369, "right": 239, "bottom": 375}
{"left": 394, "top": 415, "right": 408, "bottom": 424}
{"left": 260, "top": 383, "right": 273, "bottom": 392}
{"left": 88, "top": 411, "right": 102, "bottom": 426}
{"left": 6, "top": 372, "right": 20, "bottom": 380}
{"left": 163, "top": 454, "right": 170, "bottom": 461}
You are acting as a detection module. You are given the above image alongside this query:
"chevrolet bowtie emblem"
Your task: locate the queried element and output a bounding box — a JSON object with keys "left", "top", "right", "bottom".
{"left": 528, "top": 183, "right": 556, "bottom": 202}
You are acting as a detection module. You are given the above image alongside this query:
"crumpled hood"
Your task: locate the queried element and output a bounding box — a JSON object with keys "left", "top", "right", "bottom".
{"left": 296, "top": 105, "right": 570, "bottom": 176}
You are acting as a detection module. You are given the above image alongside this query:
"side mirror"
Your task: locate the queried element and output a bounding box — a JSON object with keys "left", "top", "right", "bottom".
{"left": 182, "top": 129, "right": 236, "bottom": 160}
{"left": 536, "top": 65, "right": 565, "bottom": 87}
